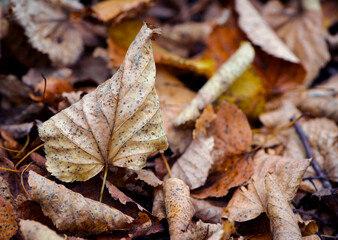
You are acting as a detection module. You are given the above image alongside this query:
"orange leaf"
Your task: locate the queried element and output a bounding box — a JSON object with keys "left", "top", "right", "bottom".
{"left": 0, "top": 196, "right": 17, "bottom": 240}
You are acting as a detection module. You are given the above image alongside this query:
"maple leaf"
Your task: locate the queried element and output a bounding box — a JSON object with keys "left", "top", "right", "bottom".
{"left": 28, "top": 171, "right": 133, "bottom": 235}
{"left": 19, "top": 219, "right": 64, "bottom": 240}
{"left": 38, "top": 23, "right": 168, "bottom": 183}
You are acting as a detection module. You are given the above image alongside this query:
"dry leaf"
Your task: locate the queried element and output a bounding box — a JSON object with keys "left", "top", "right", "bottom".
{"left": 180, "top": 220, "right": 222, "bottom": 240}
{"left": 28, "top": 171, "right": 133, "bottom": 235}
{"left": 132, "top": 169, "right": 162, "bottom": 187}
{"left": 171, "top": 133, "right": 214, "bottom": 189}
{"left": 156, "top": 68, "right": 196, "bottom": 153}
{"left": 262, "top": 0, "right": 330, "bottom": 86}
{"left": 152, "top": 187, "right": 166, "bottom": 220}
{"left": 0, "top": 196, "right": 17, "bottom": 240}
{"left": 107, "top": 20, "right": 215, "bottom": 77}
{"left": 174, "top": 41, "right": 254, "bottom": 126}
{"left": 93, "top": 0, "right": 154, "bottom": 23}
{"left": 265, "top": 173, "right": 302, "bottom": 240}
{"left": 12, "top": 0, "right": 84, "bottom": 66}
{"left": 19, "top": 219, "right": 63, "bottom": 240}
{"left": 225, "top": 151, "right": 311, "bottom": 222}
{"left": 163, "top": 178, "right": 195, "bottom": 240}
{"left": 38, "top": 23, "right": 168, "bottom": 182}
{"left": 191, "top": 198, "right": 225, "bottom": 224}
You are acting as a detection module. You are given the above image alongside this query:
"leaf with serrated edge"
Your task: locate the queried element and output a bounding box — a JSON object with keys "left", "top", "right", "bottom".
{"left": 39, "top": 23, "right": 168, "bottom": 182}
{"left": 28, "top": 171, "right": 133, "bottom": 235}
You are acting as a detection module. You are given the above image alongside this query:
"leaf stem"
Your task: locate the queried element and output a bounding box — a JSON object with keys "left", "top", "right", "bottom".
{"left": 15, "top": 143, "right": 45, "bottom": 169}
{"left": 20, "top": 162, "right": 33, "bottom": 199}
{"left": 0, "top": 166, "right": 21, "bottom": 173}
{"left": 99, "top": 161, "right": 108, "bottom": 202}
{"left": 290, "top": 116, "right": 332, "bottom": 189}
{"left": 161, "top": 152, "right": 172, "bottom": 178}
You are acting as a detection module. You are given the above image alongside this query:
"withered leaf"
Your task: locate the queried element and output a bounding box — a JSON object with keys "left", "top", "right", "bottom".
{"left": 12, "top": 0, "right": 84, "bottom": 66}
{"left": 19, "top": 219, "right": 63, "bottom": 240}
{"left": 265, "top": 173, "right": 302, "bottom": 240}
{"left": 171, "top": 133, "right": 214, "bottom": 189}
{"left": 39, "top": 23, "right": 168, "bottom": 182}
{"left": 180, "top": 220, "right": 222, "bottom": 240}
{"left": 225, "top": 151, "right": 311, "bottom": 222}
{"left": 191, "top": 198, "right": 225, "bottom": 224}
{"left": 164, "top": 178, "right": 195, "bottom": 240}
{"left": 28, "top": 171, "right": 133, "bottom": 235}
{"left": 174, "top": 42, "right": 255, "bottom": 126}
{"left": 0, "top": 196, "right": 17, "bottom": 240}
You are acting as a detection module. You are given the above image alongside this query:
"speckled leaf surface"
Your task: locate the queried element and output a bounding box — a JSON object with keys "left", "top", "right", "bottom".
{"left": 0, "top": 196, "right": 17, "bottom": 240}
{"left": 38, "top": 23, "right": 168, "bottom": 182}
{"left": 28, "top": 171, "right": 133, "bottom": 235}
{"left": 19, "top": 220, "right": 64, "bottom": 240}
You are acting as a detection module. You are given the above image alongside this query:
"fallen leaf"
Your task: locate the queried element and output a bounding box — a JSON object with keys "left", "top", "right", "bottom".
{"left": 265, "top": 173, "right": 302, "bottom": 240}
{"left": 0, "top": 177, "right": 15, "bottom": 208}
{"left": 107, "top": 20, "right": 215, "bottom": 77}
{"left": 0, "top": 196, "right": 17, "bottom": 240}
{"left": 19, "top": 219, "right": 63, "bottom": 240}
{"left": 1, "top": 122, "right": 35, "bottom": 139}
{"left": 132, "top": 169, "right": 163, "bottom": 187}
{"left": 38, "top": 23, "right": 168, "bottom": 182}
{"left": 155, "top": 68, "right": 196, "bottom": 153}
{"left": 225, "top": 151, "right": 311, "bottom": 222}
{"left": 93, "top": 0, "right": 154, "bottom": 23}
{"left": 180, "top": 220, "right": 222, "bottom": 240}
{"left": 12, "top": 0, "right": 84, "bottom": 66}
{"left": 261, "top": 0, "right": 330, "bottom": 86}
{"left": 174, "top": 41, "right": 255, "bottom": 126}
{"left": 191, "top": 198, "right": 225, "bottom": 224}
{"left": 28, "top": 171, "right": 133, "bottom": 235}
{"left": 152, "top": 187, "right": 166, "bottom": 220}
{"left": 171, "top": 133, "right": 214, "bottom": 189}
{"left": 163, "top": 178, "right": 195, "bottom": 240}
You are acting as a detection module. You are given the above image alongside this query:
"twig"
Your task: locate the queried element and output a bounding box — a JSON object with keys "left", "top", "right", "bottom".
{"left": 14, "top": 143, "right": 45, "bottom": 169}
{"left": 161, "top": 152, "right": 172, "bottom": 178}
{"left": 293, "top": 209, "right": 337, "bottom": 228}
{"left": 290, "top": 116, "right": 332, "bottom": 189}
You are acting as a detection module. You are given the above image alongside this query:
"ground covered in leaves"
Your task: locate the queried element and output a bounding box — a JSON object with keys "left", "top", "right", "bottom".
{"left": 0, "top": 0, "right": 337, "bottom": 239}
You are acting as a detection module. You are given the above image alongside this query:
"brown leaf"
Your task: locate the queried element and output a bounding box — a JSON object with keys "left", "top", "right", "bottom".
{"left": 132, "top": 169, "right": 162, "bottom": 187}
{"left": 174, "top": 42, "right": 255, "bottom": 126}
{"left": 163, "top": 178, "right": 195, "bottom": 239}
{"left": 92, "top": 0, "right": 154, "bottom": 23}
{"left": 191, "top": 198, "right": 225, "bottom": 224}
{"left": 12, "top": 0, "right": 84, "bottom": 66}
{"left": 38, "top": 23, "right": 168, "bottom": 182}
{"left": 28, "top": 171, "right": 133, "bottom": 235}
{"left": 180, "top": 220, "right": 222, "bottom": 240}
{"left": 261, "top": 0, "right": 330, "bottom": 86}
{"left": 152, "top": 187, "right": 166, "bottom": 221}
{"left": 171, "top": 133, "right": 214, "bottom": 189}
{"left": 155, "top": 68, "right": 196, "bottom": 153}
{"left": 0, "top": 196, "right": 17, "bottom": 240}
{"left": 19, "top": 219, "right": 63, "bottom": 240}
{"left": 265, "top": 173, "right": 302, "bottom": 240}
{"left": 225, "top": 151, "right": 311, "bottom": 222}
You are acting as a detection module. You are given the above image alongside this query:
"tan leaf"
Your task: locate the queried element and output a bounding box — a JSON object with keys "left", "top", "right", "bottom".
{"left": 28, "top": 171, "right": 133, "bottom": 235}
{"left": 283, "top": 118, "right": 338, "bottom": 192}
{"left": 180, "top": 220, "right": 222, "bottom": 240}
{"left": 156, "top": 68, "right": 196, "bottom": 153}
{"left": 133, "top": 169, "right": 162, "bottom": 187}
{"left": 265, "top": 173, "right": 302, "bottom": 240}
{"left": 0, "top": 196, "right": 17, "bottom": 240}
{"left": 38, "top": 23, "right": 168, "bottom": 182}
{"left": 163, "top": 178, "right": 195, "bottom": 239}
{"left": 93, "top": 0, "right": 154, "bottom": 23}
{"left": 19, "top": 219, "right": 63, "bottom": 240}
{"left": 191, "top": 198, "right": 225, "bottom": 224}
{"left": 12, "top": 0, "right": 84, "bottom": 66}
{"left": 225, "top": 151, "right": 311, "bottom": 222}
{"left": 171, "top": 133, "right": 214, "bottom": 189}
{"left": 174, "top": 41, "right": 255, "bottom": 126}
{"left": 152, "top": 187, "right": 166, "bottom": 221}
{"left": 261, "top": 0, "right": 330, "bottom": 86}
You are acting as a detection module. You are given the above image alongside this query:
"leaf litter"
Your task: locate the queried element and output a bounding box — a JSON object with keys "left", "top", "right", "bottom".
{"left": 1, "top": 0, "right": 337, "bottom": 239}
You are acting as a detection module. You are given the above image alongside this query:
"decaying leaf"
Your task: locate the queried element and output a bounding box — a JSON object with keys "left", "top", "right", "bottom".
{"left": 174, "top": 41, "right": 254, "bottom": 126}
{"left": 180, "top": 220, "right": 222, "bottom": 240}
{"left": 93, "top": 0, "right": 154, "bottom": 23}
{"left": 28, "top": 171, "right": 133, "bottom": 235}
{"left": 12, "top": 0, "right": 84, "bottom": 66}
{"left": 0, "top": 196, "right": 17, "bottom": 240}
{"left": 132, "top": 169, "right": 163, "bottom": 187}
{"left": 171, "top": 133, "right": 214, "bottom": 189}
{"left": 156, "top": 68, "right": 196, "bottom": 153}
{"left": 191, "top": 198, "right": 225, "bottom": 224}
{"left": 261, "top": 0, "right": 330, "bottom": 86}
{"left": 152, "top": 187, "right": 166, "bottom": 221}
{"left": 19, "top": 219, "right": 63, "bottom": 240}
{"left": 107, "top": 20, "right": 215, "bottom": 77}
{"left": 38, "top": 23, "right": 168, "bottom": 182}
{"left": 163, "top": 178, "right": 195, "bottom": 239}
{"left": 225, "top": 151, "right": 311, "bottom": 222}
{"left": 265, "top": 173, "right": 302, "bottom": 240}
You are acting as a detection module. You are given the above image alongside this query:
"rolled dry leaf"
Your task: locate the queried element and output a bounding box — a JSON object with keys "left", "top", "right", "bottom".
{"left": 20, "top": 219, "right": 64, "bottom": 240}
{"left": 174, "top": 41, "right": 254, "bottom": 126}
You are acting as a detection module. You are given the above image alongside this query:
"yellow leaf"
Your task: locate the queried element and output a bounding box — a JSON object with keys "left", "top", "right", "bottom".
{"left": 38, "top": 23, "right": 168, "bottom": 182}
{"left": 28, "top": 171, "right": 133, "bottom": 235}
